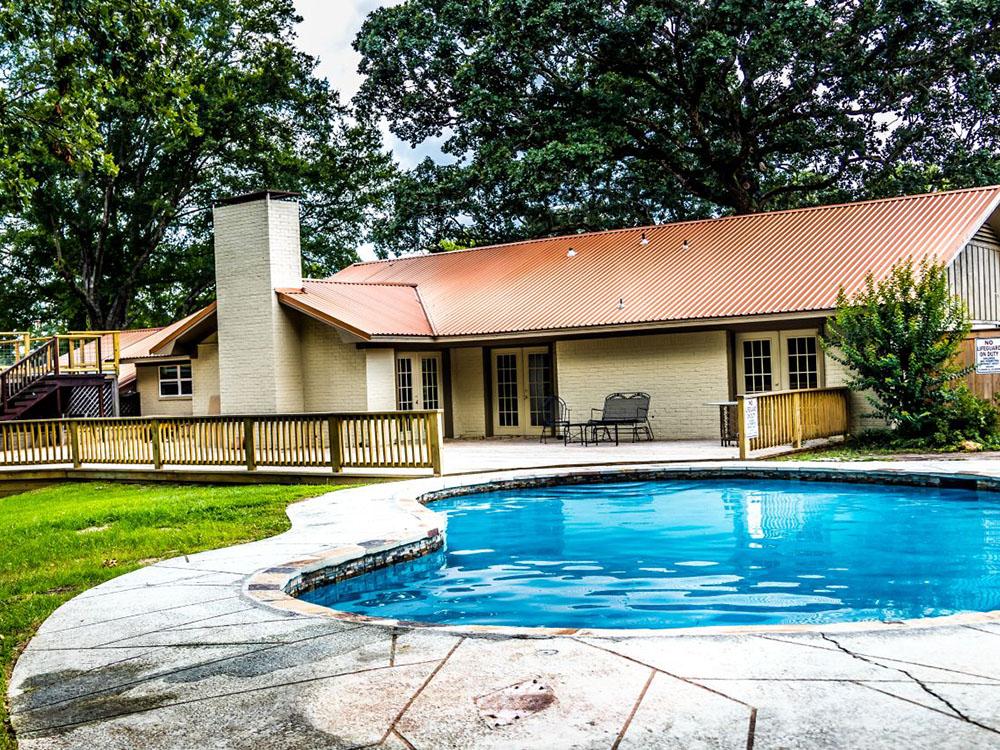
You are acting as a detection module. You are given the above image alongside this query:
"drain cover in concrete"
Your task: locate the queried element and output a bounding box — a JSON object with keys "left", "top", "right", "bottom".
{"left": 475, "top": 678, "right": 556, "bottom": 728}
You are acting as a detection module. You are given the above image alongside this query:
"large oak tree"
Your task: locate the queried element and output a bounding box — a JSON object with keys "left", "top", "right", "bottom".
{"left": 0, "top": 0, "right": 393, "bottom": 330}
{"left": 356, "top": 0, "right": 1000, "bottom": 255}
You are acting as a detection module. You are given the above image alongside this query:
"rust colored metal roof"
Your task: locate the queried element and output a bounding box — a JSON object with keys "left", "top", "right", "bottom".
{"left": 314, "top": 186, "right": 1000, "bottom": 339}
{"left": 146, "top": 302, "right": 218, "bottom": 357}
{"left": 114, "top": 303, "right": 218, "bottom": 363}
{"left": 277, "top": 281, "right": 434, "bottom": 338}
{"left": 111, "top": 328, "right": 166, "bottom": 384}
{"left": 55, "top": 327, "right": 168, "bottom": 385}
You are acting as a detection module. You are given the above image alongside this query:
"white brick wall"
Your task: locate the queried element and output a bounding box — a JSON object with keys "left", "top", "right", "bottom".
{"left": 298, "top": 317, "right": 368, "bottom": 412}
{"left": 823, "top": 347, "right": 883, "bottom": 432}
{"left": 191, "top": 338, "right": 220, "bottom": 415}
{"left": 450, "top": 347, "right": 485, "bottom": 437}
{"left": 136, "top": 363, "right": 194, "bottom": 417}
{"left": 556, "top": 331, "right": 729, "bottom": 440}
{"left": 213, "top": 197, "right": 304, "bottom": 414}
{"left": 365, "top": 349, "right": 397, "bottom": 410}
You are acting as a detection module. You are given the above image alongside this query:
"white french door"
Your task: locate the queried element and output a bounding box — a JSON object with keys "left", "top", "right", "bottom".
{"left": 395, "top": 353, "right": 442, "bottom": 410}
{"left": 491, "top": 347, "right": 552, "bottom": 436}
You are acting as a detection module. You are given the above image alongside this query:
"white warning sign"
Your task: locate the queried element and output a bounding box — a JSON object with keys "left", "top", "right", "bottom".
{"left": 744, "top": 397, "right": 759, "bottom": 439}
{"left": 975, "top": 338, "right": 1000, "bottom": 375}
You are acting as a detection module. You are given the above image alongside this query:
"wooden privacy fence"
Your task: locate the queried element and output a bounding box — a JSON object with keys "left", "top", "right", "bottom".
{"left": 736, "top": 387, "right": 850, "bottom": 459}
{"left": 0, "top": 410, "right": 444, "bottom": 475}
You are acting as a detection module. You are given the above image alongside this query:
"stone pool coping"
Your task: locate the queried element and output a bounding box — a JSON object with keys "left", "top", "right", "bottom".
{"left": 10, "top": 458, "right": 1000, "bottom": 750}
{"left": 244, "top": 462, "right": 1000, "bottom": 639}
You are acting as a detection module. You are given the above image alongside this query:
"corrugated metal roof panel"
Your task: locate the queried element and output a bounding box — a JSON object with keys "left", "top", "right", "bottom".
{"left": 279, "top": 280, "right": 434, "bottom": 337}
{"left": 320, "top": 186, "right": 1000, "bottom": 338}
{"left": 130, "top": 303, "right": 218, "bottom": 359}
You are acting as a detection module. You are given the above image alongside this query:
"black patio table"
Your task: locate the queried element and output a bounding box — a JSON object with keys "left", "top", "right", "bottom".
{"left": 586, "top": 420, "right": 621, "bottom": 446}
{"left": 563, "top": 422, "right": 591, "bottom": 446}
{"left": 563, "top": 421, "right": 621, "bottom": 446}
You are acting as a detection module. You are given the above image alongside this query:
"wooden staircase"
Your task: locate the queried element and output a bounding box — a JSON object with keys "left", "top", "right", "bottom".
{"left": 0, "top": 333, "right": 120, "bottom": 421}
{"left": 1, "top": 378, "right": 61, "bottom": 421}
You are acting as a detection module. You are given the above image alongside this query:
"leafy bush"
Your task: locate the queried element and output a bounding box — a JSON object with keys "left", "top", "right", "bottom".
{"left": 825, "top": 258, "right": 999, "bottom": 447}
{"left": 930, "top": 384, "right": 1000, "bottom": 448}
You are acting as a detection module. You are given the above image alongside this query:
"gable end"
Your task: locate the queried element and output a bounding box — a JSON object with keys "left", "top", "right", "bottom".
{"left": 948, "top": 221, "right": 1000, "bottom": 324}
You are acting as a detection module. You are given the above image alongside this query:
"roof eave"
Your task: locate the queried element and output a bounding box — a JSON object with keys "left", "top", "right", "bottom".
{"left": 120, "top": 354, "right": 192, "bottom": 365}
{"left": 150, "top": 302, "right": 219, "bottom": 355}
{"left": 362, "top": 308, "right": 836, "bottom": 344}
{"left": 946, "top": 192, "right": 1000, "bottom": 265}
{"left": 276, "top": 292, "right": 373, "bottom": 341}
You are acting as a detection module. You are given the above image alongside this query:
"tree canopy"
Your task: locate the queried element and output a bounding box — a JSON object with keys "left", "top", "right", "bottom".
{"left": 356, "top": 0, "right": 1000, "bottom": 256}
{"left": 0, "top": 0, "right": 393, "bottom": 330}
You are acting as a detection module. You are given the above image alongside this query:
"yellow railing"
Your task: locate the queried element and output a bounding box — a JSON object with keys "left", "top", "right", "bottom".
{"left": 737, "top": 387, "right": 850, "bottom": 459}
{"left": 60, "top": 332, "right": 120, "bottom": 376}
{"left": 0, "top": 332, "right": 32, "bottom": 368}
{"left": 0, "top": 331, "right": 120, "bottom": 377}
{"left": 0, "top": 410, "right": 444, "bottom": 475}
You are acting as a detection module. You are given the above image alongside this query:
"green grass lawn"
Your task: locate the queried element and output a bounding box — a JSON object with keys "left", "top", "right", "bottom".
{"left": 0, "top": 481, "right": 341, "bottom": 750}
{"left": 777, "top": 444, "right": 993, "bottom": 461}
{"left": 777, "top": 445, "right": 908, "bottom": 461}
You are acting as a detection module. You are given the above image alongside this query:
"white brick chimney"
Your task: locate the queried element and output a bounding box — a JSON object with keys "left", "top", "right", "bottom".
{"left": 213, "top": 191, "right": 304, "bottom": 414}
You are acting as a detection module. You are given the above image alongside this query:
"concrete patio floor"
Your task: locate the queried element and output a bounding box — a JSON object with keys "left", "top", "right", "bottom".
{"left": 8, "top": 461, "right": 1000, "bottom": 749}
{"left": 0, "top": 438, "right": 739, "bottom": 487}
{"left": 441, "top": 438, "right": 737, "bottom": 474}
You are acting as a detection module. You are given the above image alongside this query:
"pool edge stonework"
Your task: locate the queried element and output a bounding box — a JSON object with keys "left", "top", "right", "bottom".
{"left": 247, "top": 464, "right": 1000, "bottom": 639}
{"left": 10, "top": 460, "right": 1000, "bottom": 749}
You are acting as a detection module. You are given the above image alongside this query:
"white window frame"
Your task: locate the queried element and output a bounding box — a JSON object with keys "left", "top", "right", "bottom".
{"left": 781, "top": 330, "right": 824, "bottom": 391}
{"left": 736, "top": 332, "right": 780, "bottom": 395}
{"left": 395, "top": 352, "right": 442, "bottom": 410}
{"left": 735, "top": 330, "right": 824, "bottom": 394}
{"left": 158, "top": 363, "right": 193, "bottom": 399}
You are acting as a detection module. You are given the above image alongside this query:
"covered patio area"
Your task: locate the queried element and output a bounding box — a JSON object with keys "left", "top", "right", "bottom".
{"left": 0, "top": 436, "right": 739, "bottom": 487}
{"left": 441, "top": 438, "right": 737, "bottom": 475}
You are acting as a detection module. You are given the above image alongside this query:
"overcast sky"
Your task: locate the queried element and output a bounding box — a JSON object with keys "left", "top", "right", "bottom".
{"left": 294, "top": 1, "right": 399, "bottom": 104}
{"left": 293, "top": 1, "right": 446, "bottom": 259}
{"left": 294, "top": 0, "right": 446, "bottom": 170}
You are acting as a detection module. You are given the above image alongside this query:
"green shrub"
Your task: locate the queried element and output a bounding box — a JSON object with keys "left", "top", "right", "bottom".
{"left": 930, "top": 383, "right": 1000, "bottom": 448}
{"left": 823, "top": 258, "right": 996, "bottom": 445}
{"left": 846, "top": 385, "right": 1000, "bottom": 450}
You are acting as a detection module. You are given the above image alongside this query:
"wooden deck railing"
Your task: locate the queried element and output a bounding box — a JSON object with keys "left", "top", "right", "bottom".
{"left": 0, "top": 332, "right": 32, "bottom": 368}
{"left": 737, "top": 387, "right": 850, "bottom": 459}
{"left": 0, "top": 410, "right": 444, "bottom": 475}
{"left": 0, "top": 339, "right": 59, "bottom": 412}
{"left": 0, "top": 331, "right": 119, "bottom": 375}
{"left": 59, "top": 332, "right": 120, "bottom": 376}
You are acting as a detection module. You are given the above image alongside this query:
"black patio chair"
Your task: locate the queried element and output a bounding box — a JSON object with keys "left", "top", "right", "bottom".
{"left": 588, "top": 392, "right": 654, "bottom": 443}
{"left": 539, "top": 395, "right": 571, "bottom": 443}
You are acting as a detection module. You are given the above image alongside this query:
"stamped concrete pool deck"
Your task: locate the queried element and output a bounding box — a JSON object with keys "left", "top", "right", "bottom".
{"left": 9, "top": 460, "right": 1000, "bottom": 749}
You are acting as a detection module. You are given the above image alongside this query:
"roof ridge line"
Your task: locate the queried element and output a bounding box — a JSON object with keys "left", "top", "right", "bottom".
{"left": 340, "top": 184, "right": 1000, "bottom": 269}
{"left": 411, "top": 285, "right": 438, "bottom": 336}
{"left": 304, "top": 278, "right": 419, "bottom": 288}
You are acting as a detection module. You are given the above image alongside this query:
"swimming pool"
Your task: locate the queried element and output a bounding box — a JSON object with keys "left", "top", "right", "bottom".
{"left": 299, "top": 478, "right": 1000, "bottom": 629}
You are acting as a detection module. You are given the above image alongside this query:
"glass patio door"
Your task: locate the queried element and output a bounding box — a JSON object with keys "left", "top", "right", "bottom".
{"left": 491, "top": 347, "right": 551, "bottom": 435}
{"left": 396, "top": 353, "right": 442, "bottom": 410}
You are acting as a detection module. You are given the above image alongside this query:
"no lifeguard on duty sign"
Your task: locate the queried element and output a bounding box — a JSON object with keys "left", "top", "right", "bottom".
{"left": 975, "top": 338, "right": 1000, "bottom": 374}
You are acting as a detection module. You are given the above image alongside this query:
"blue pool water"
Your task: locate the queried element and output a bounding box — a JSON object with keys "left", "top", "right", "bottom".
{"left": 301, "top": 479, "right": 1000, "bottom": 629}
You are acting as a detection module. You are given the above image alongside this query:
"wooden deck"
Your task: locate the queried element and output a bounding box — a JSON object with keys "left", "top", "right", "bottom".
{"left": 441, "top": 438, "right": 737, "bottom": 474}
{"left": 0, "top": 438, "right": 739, "bottom": 488}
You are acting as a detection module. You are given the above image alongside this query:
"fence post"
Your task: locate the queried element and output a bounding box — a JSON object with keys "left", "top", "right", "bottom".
{"left": 841, "top": 389, "right": 851, "bottom": 435}
{"left": 792, "top": 392, "right": 803, "bottom": 449}
{"left": 243, "top": 418, "right": 256, "bottom": 471}
{"left": 328, "top": 416, "right": 342, "bottom": 474}
{"left": 429, "top": 410, "right": 444, "bottom": 476}
{"left": 736, "top": 396, "right": 750, "bottom": 461}
{"left": 151, "top": 419, "right": 162, "bottom": 469}
{"left": 68, "top": 420, "right": 81, "bottom": 468}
